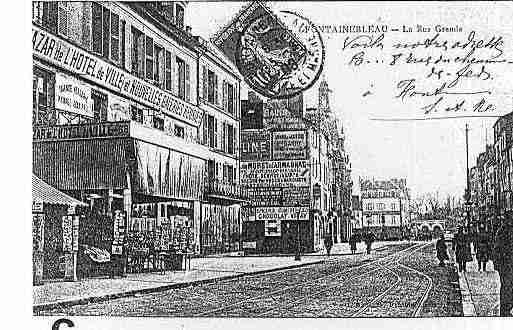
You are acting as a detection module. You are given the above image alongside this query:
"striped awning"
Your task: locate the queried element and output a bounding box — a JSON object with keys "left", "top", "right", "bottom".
{"left": 32, "top": 174, "right": 86, "bottom": 206}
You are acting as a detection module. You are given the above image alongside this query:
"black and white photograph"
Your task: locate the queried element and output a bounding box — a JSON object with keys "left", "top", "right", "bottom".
{"left": 20, "top": 0, "right": 513, "bottom": 327}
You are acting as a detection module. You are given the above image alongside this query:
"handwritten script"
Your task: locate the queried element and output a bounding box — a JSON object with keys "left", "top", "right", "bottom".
{"left": 341, "top": 29, "right": 513, "bottom": 118}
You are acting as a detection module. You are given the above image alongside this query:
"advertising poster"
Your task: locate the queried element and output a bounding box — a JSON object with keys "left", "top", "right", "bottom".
{"left": 55, "top": 73, "right": 93, "bottom": 117}
{"left": 240, "top": 160, "right": 309, "bottom": 188}
{"left": 264, "top": 219, "right": 281, "bottom": 237}
{"left": 240, "top": 130, "right": 271, "bottom": 161}
{"left": 62, "top": 215, "right": 73, "bottom": 252}
{"left": 272, "top": 130, "right": 308, "bottom": 160}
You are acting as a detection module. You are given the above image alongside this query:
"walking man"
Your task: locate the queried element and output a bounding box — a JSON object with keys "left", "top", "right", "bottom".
{"left": 324, "top": 233, "right": 333, "bottom": 257}
{"left": 349, "top": 234, "right": 358, "bottom": 254}
{"left": 453, "top": 226, "right": 471, "bottom": 272}
{"left": 494, "top": 212, "right": 513, "bottom": 317}
{"left": 476, "top": 225, "right": 491, "bottom": 272}
{"left": 364, "top": 232, "right": 375, "bottom": 255}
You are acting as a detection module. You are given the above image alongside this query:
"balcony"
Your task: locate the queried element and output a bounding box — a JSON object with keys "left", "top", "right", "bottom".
{"left": 205, "top": 179, "right": 248, "bottom": 205}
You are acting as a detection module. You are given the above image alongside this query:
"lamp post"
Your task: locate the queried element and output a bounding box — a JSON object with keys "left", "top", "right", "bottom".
{"left": 295, "top": 203, "right": 301, "bottom": 261}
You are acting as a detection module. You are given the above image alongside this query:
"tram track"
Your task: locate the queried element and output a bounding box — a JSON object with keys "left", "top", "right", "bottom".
{"left": 194, "top": 243, "right": 426, "bottom": 317}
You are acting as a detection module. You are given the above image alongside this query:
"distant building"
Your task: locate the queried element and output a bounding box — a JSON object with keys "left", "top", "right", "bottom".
{"left": 359, "top": 178, "right": 410, "bottom": 240}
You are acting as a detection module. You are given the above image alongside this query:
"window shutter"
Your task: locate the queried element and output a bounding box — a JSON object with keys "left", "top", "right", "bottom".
{"left": 174, "top": 56, "right": 180, "bottom": 94}
{"left": 214, "top": 74, "right": 219, "bottom": 105}
{"left": 91, "top": 2, "right": 102, "bottom": 54}
{"left": 234, "top": 84, "right": 239, "bottom": 118}
{"left": 214, "top": 117, "right": 218, "bottom": 149}
{"left": 102, "top": 7, "right": 110, "bottom": 59}
{"left": 137, "top": 34, "right": 145, "bottom": 78}
{"left": 202, "top": 65, "right": 207, "bottom": 101}
{"left": 222, "top": 122, "right": 226, "bottom": 152}
{"left": 57, "top": 2, "right": 68, "bottom": 38}
{"left": 110, "top": 12, "right": 119, "bottom": 62}
{"left": 222, "top": 80, "right": 227, "bottom": 111}
{"left": 233, "top": 126, "right": 237, "bottom": 155}
{"left": 81, "top": 2, "right": 92, "bottom": 50}
{"left": 185, "top": 63, "right": 191, "bottom": 102}
{"left": 203, "top": 113, "right": 208, "bottom": 145}
{"left": 125, "top": 23, "right": 132, "bottom": 72}
{"left": 159, "top": 50, "right": 166, "bottom": 88}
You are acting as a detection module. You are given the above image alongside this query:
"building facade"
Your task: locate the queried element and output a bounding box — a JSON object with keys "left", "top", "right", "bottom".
{"left": 359, "top": 178, "right": 411, "bottom": 240}
{"left": 240, "top": 80, "right": 353, "bottom": 254}
{"left": 32, "top": 2, "right": 244, "bottom": 278}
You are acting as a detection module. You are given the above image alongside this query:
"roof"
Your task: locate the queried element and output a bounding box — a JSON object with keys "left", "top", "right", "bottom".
{"left": 32, "top": 174, "right": 87, "bottom": 206}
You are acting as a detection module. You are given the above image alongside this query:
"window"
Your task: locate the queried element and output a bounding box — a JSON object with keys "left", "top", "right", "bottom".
{"left": 392, "top": 216, "right": 396, "bottom": 225}
{"left": 223, "top": 81, "right": 235, "bottom": 114}
{"left": 378, "top": 203, "right": 384, "bottom": 210}
{"left": 92, "top": 90, "right": 108, "bottom": 123}
{"left": 174, "top": 125, "right": 185, "bottom": 138}
{"left": 165, "top": 51, "right": 173, "bottom": 91}
{"left": 227, "top": 125, "right": 235, "bottom": 154}
{"left": 33, "top": 67, "right": 55, "bottom": 126}
{"left": 207, "top": 70, "right": 218, "bottom": 105}
{"left": 175, "top": 4, "right": 184, "bottom": 29}
{"left": 208, "top": 115, "right": 215, "bottom": 148}
{"left": 367, "top": 203, "right": 373, "bottom": 210}
{"left": 91, "top": 3, "right": 120, "bottom": 63}
{"left": 391, "top": 203, "right": 396, "bottom": 210}
{"left": 131, "top": 27, "right": 144, "bottom": 78}
{"left": 153, "top": 116, "right": 164, "bottom": 131}
{"left": 145, "top": 36, "right": 154, "bottom": 80}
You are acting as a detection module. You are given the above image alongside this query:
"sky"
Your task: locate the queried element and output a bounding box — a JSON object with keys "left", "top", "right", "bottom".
{"left": 186, "top": 1, "right": 513, "bottom": 200}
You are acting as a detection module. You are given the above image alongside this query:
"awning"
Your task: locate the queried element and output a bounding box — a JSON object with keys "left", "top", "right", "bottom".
{"left": 32, "top": 174, "right": 86, "bottom": 206}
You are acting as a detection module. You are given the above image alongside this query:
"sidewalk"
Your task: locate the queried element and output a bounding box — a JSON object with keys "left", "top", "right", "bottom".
{"left": 457, "top": 256, "right": 500, "bottom": 316}
{"left": 34, "top": 241, "right": 391, "bottom": 311}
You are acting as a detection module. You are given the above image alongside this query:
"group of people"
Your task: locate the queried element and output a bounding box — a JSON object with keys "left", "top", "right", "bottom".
{"left": 435, "top": 212, "right": 513, "bottom": 317}
{"left": 323, "top": 232, "right": 376, "bottom": 257}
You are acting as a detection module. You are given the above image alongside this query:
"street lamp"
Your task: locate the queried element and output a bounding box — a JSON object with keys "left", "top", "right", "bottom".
{"left": 295, "top": 203, "right": 301, "bottom": 261}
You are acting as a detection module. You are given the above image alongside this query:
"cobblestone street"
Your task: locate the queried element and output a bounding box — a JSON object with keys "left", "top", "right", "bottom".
{"left": 37, "top": 242, "right": 463, "bottom": 317}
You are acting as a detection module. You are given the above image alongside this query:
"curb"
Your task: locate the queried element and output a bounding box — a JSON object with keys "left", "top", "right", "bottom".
{"left": 33, "top": 259, "right": 324, "bottom": 313}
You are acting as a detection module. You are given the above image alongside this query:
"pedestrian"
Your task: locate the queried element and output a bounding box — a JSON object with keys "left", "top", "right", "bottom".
{"left": 436, "top": 234, "right": 449, "bottom": 267}
{"left": 364, "top": 232, "right": 375, "bottom": 254}
{"left": 493, "top": 212, "right": 513, "bottom": 317}
{"left": 324, "top": 233, "right": 333, "bottom": 257}
{"left": 476, "top": 225, "right": 491, "bottom": 272}
{"left": 453, "top": 226, "right": 472, "bottom": 272}
{"left": 349, "top": 234, "right": 358, "bottom": 254}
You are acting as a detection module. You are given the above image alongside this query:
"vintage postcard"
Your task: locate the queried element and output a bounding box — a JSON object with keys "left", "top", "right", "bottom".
{"left": 28, "top": 0, "right": 513, "bottom": 328}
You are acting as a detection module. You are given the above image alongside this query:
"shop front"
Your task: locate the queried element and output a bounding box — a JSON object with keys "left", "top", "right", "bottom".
{"left": 33, "top": 123, "right": 208, "bottom": 277}
{"left": 32, "top": 175, "right": 86, "bottom": 284}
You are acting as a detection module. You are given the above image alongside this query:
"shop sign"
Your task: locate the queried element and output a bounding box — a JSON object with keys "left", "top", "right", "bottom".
{"left": 32, "top": 200, "right": 43, "bottom": 213}
{"left": 240, "top": 160, "right": 309, "bottom": 188}
{"left": 256, "top": 207, "right": 309, "bottom": 221}
{"left": 243, "top": 241, "right": 257, "bottom": 249}
{"left": 55, "top": 73, "right": 93, "bottom": 117}
{"left": 272, "top": 130, "right": 307, "bottom": 160}
{"left": 32, "top": 214, "right": 45, "bottom": 252}
{"left": 241, "top": 130, "right": 271, "bottom": 161}
{"left": 33, "top": 26, "right": 203, "bottom": 126}
{"left": 264, "top": 219, "right": 281, "bottom": 237}
{"left": 62, "top": 215, "right": 73, "bottom": 252}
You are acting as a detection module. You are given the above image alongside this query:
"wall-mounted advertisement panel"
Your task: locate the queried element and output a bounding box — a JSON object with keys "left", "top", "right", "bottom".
{"left": 256, "top": 206, "right": 309, "bottom": 221}
{"left": 240, "top": 160, "right": 309, "bottom": 188}
{"left": 55, "top": 73, "right": 93, "bottom": 117}
{"left": 272, "top": 130, "right": 307, "bottom": 160}
{"left": 241, "top": 130, "right": 271, "bottom": 161}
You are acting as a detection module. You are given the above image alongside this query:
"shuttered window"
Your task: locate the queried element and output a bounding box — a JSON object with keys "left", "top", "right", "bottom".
{"left": 120, "top": 20, "right": 126, "bottom": 67}
{"left": 131, "top": 27, "right": 144, "bottom": 78}
{"left": 185, "top": 63, "right": 191, "bottom": 102}
{"left": 176, "top": 57, "right": 186, "bottom": 100}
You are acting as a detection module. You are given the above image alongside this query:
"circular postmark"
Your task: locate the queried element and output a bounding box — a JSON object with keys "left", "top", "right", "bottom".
{"left": 235, "top": 10, "right": 325, "bottom": 99}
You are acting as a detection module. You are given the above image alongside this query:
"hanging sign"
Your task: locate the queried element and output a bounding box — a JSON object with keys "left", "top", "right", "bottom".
{"left": 256, "top": 206, "right": 309, "bottom": 221}
{"left": 62, "top": 215, "right": 73, "bottom": 252}
{"left": 264, "top": 219, "right": 282, "bottom": 237}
